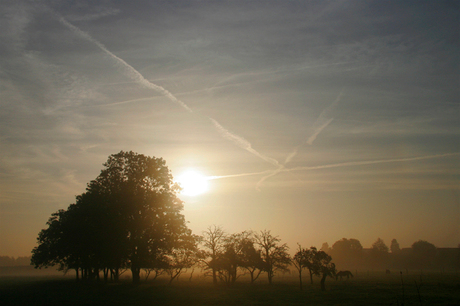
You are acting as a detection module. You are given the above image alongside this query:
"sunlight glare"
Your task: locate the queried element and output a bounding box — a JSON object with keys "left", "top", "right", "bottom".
{"left": 176, "top": 169, "right": 209, "bottom": 197}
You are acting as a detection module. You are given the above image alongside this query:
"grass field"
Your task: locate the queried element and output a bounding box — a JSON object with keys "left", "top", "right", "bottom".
{"left": 1, "top": 271, "right": 459, "bottom": 305}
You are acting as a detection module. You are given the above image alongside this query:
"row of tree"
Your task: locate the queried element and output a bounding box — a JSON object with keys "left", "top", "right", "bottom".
{"left": 30, "top": 151, "right": 337, "bottom": 290}
{"left": 31, "top": 151, "right": 459, "bottom": 289}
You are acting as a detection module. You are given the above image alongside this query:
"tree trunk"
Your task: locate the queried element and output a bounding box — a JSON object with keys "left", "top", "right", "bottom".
{"left": 309, "top": 269, "right": 314, "bottom": 284}
{"left": 132, "top": 267, "right": 140, "bottom": 284}
{"left": 212, "top": 269, "right": 217, "bottom": 284}
{"left": 103, "top": 268, "right": 109, "bottom": 283}
{"left": 320, "top": 274, "right": 327, "bottom": 291}
{"left": 299, "top": 270, "right": 303, "bottom": 291}
{"left": 267, "top": 270, "right": 273, "bottom": 285}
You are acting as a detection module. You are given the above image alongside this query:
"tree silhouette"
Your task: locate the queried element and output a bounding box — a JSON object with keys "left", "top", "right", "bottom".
{"left": 164, "top": 233, "right": 200, "bottom": 284}
{"left": 32, "top": 151, "right": 189, "bottom": 284}
{"left": 370, "top": 238, "right": 389, "bottom": 269}
{"left": 254, "top": 230, "right": 290, "bottom": 285}
{"left": 303, "top": 247, "right": 320, "bottom": 285}
{"left": 31, "top": 210, "right": 69, "bottom": 272}
{"left": 201, "top": 225, "right": 226, "bottom": 284}
{"left": 292, "top": 244, "right": 306, "bottom": 290}
{"left": 315, "top": 250, "right": 336, "bottom": 291}
{"left": 412, "top": 240, "right": 437, "bottom": 269}
{"left": 238, "top": 233, "right": 264, "bottom": 284}
{"left": 331, "top": 238, "right": 363, "bottom": 270}
{"left": 390, "top": 239, "right": 401, "bottom": 253}
{"left": 216, "top": 231, "right": 255, "bottom": 285}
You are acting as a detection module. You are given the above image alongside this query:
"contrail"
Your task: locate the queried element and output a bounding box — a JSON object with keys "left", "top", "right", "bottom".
{"left": 209, "top": 152, "right": 460, "bottom": 181}
{"left": 57, "top": 15, "right": 282, "bottom": 167}
{"left": 307, "top": 89, "right": 344, "bottom": 145}
{"left": 306, "top": 118, "right": 334, "bottom": 145}
{"left": 57, "top": 16, "right": 193, "bottom": 113}
{"left": 290, "top": 152, "right": 460, "bottom": 172}
{"left": 209, "top": 118, "right": 280, "bottom": 167}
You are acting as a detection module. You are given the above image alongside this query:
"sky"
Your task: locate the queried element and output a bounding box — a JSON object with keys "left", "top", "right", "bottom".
{"left": 1, "top": 0, "right": 459, "bottom": 257}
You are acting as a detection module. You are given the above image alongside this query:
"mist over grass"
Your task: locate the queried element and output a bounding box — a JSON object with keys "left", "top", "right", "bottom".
{"left": 1, "top": 270, "right": 459, "bottom": 305}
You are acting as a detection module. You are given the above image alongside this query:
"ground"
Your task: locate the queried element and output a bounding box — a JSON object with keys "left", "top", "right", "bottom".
{"left": 1, "top": 270, "right": 459, "bottom": 305}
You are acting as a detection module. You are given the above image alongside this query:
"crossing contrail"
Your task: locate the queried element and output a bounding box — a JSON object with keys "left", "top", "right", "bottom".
{"left": 255, "top": 89, "right": 345, "bottom": 189}
{"left": 57, "top": 14, "right": 280, "bottom": 168}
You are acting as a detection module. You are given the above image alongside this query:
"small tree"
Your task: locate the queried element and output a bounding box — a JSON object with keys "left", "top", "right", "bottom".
{"left": 315, "top": 250, "right": 336, "bottom": 291}
{"left": 200, "top": 225, "right": 226, "bottom": 284}
{"left": 239, "top": 235, "right": 264, "bottom": 284}
{"left": 254, "top": 230, "right": 290, "bottom": 285}
{"left": 216, "top": 231, "right": 255, "bottom": 285}
{"left": 303, "top": 247, "right": 319, "bottom": 285}
{"left": 292, "top": 244, "right": 306, "bottom": 290}
{"left": 164, "top": 233, "right": 200, "bottom": 284}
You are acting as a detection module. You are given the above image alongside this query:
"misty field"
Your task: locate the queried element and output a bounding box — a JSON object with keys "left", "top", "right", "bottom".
{"left": 1, "top": 271, "right": 459, "bottom": 305}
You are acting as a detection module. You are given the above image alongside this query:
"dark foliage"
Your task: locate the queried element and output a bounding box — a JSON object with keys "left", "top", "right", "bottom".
{"left": 31, "top": 151, "right": 191, "bottom": 284}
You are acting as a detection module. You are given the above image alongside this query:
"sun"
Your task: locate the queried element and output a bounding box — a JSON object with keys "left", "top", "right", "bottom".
{"left": 176, "top": 169, "right": 209, "bottom": 197}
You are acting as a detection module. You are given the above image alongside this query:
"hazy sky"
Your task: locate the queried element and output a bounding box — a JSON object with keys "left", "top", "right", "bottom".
{"left": 1, "top": 0, "right": 459, "bottom": 257}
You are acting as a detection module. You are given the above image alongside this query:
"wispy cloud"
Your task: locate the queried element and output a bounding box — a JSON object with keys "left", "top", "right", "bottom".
{"left": 57, "top": 14, "right": 281, "bottom": 168}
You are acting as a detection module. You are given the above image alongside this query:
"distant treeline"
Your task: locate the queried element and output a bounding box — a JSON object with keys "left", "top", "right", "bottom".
{"left": 319, "top": 238, "right": 460, "bottom": 272}
{"left": 0, "top": 256, "right": 32, "bottom": 267}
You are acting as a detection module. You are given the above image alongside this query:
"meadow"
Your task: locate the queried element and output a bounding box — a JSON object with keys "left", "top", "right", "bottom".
{"left": 1, "top": 270, "right": 459, "bottom": 305}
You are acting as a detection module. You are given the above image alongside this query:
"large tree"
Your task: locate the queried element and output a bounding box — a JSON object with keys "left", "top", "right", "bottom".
{"left": 32, "top": 151, "right": 189, "bottom": 284}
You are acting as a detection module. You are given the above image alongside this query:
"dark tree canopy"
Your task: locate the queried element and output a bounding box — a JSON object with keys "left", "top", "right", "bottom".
{"left": 390, "top": 239, "right": 401, "bottom": 253}
{"left": 331, "top": 238, "right": 363, "bottom": 270}
{"left": 32, "top": 151, "right": 190, "bottom": 284}
{"left": 369, "top": 238, "right": 390, "bottom": 268}
{"left": 411, "top": 240, "right": 437, "bottom": 268}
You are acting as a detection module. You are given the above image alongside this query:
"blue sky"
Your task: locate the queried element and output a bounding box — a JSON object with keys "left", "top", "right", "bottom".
{"left": 1, "top": 0, "right": 459, "bottom": 256}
